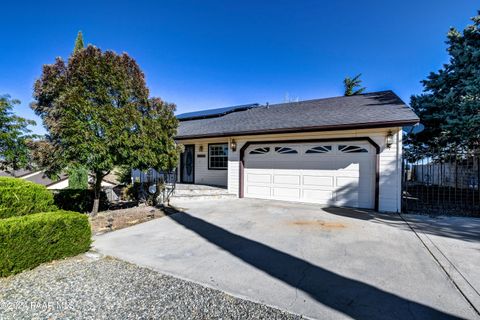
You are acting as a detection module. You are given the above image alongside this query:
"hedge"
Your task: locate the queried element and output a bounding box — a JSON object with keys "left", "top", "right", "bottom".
{"left": 0, "top": 210, "right": 91, "bottom": 277}
{"left": 53, "top": 189, "right": 108, "bottom": 213}
{"left": 0, "top": 177, "right": 57, "bottom": 219}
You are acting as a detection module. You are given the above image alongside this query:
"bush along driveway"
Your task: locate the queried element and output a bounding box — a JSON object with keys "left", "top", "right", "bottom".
{"left": 0, "top": 177, "right": 91, "bottom": 277}
{"left": 94, "top": 198, "right": 479, "bottom": 320}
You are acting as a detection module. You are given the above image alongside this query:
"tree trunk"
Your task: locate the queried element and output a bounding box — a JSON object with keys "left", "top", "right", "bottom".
{"left": 91, "top": 171, "right": 103, "bottom": 216}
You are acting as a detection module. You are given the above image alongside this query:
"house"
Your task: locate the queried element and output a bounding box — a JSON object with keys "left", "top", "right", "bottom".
{"left": 137, "top": 91, "right": 419, "bottom": 212}
{"left": 0, "top": 170, "right": 69, "bottom": 189}
{"left": 0, "top": 170, "right": 118, "bottom": 190}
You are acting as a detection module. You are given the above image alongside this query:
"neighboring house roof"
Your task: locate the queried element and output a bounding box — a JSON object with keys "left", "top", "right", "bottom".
{"left": 0, "top": 169, "right": 36, "bottom": 178}
{"left": 1, "top": 169, "right": 119, "bottom": 188}
{"left": 176, "top": 91, "right": 420, "bottom": 139}
{"left": 1, "top": 169, "right": 69, "bottom": 187}
{"left": 24, "top": 172, "right": 69, "bottom": 187}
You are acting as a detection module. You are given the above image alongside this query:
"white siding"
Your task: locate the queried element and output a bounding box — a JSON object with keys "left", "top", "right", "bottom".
{"left": 175, "top": 139, "right": 229, "bottom": 187}
{"left": 193, "top": 143, "right": 228, "bottom": 186}
{"left": 364, "top": 128, "right": 402, "bottom": 212}
{"left": 228, "top": 143, "right": 240, "bottom": 196}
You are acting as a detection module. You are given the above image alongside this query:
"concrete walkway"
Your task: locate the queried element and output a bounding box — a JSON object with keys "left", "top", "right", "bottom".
{"left": 94, "top": 199, "right": 479, "bottom": 319}
{"left": 402, "top": 214, "right": 480, "bottom": 314}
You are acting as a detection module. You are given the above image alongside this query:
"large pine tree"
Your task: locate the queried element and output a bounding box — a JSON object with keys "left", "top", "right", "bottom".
{"left": 73, "top": 31, "right": 84, "bottom": 54}
{"left": 410, "top": 12, "right": 480, "bottom": 150}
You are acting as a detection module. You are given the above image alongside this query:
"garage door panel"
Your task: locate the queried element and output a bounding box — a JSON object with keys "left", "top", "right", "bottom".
{"left": 246, "top": 185, "right": 271, "bottom": 197}
{"left": 303, "top": 189, "right": 334, "bottom": 203}
{"left": 245, "top": 161, "right": 279, "bottom": 169}
{"left": 295, "top": 161, "right": 336, "bottom": 170}
{"left": 246, "top": 173, "right": 271, "bottom": 184}
{"left": 244, "top": 142, "right": 375, "bottom": 209}
{"left": 272, "top": 187, "right": 301, "bottom": 199}
{"left": 303, "top": 175, "right": 334, "bottom": 187}
{"left": 273, "top": 174, "right": 301, "bottom": 185}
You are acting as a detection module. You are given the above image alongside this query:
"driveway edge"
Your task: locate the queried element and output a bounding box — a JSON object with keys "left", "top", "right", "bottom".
{"left": 400, "top": 214, "right": 480, "bottom": 317}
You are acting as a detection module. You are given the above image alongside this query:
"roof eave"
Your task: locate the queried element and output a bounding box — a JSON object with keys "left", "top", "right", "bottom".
{"left": 175, "top": 119, "right": 420, "bottom": 140}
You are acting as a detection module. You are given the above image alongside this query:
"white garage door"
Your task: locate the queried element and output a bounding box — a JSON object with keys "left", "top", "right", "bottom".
{"left": 244, "top": 141, "right": 375, "bottom": 209}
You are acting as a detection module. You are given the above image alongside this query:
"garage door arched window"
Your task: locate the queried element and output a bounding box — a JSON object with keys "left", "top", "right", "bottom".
{"left": 305, "top": 146, "right": 332, "bottom": 154}
{"left": 208, "top": 143, "right": 228, "bottom": 169}
{"left": 339, "top": 145, "right": 369, "bottom": 153}
{"left": 249, "top": 147, "right": 270, "bottom": 155}
{"left": 275, "top": 147, "right": 298, "bottom": 154}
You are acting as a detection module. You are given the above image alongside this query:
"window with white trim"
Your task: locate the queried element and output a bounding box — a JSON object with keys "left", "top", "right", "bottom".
{"left": 209, "top": 144, "right": 228, "bottom": 169}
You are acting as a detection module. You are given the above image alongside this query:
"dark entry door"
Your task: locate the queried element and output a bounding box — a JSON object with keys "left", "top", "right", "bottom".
{"left": 181, "top": 145, "right": 195, "bottom": 183}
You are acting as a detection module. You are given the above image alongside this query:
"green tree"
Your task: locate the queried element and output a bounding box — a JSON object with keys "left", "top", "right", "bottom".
{"left": 131, "top": 97, "right": 180, "bottom": 173}
{"left": 69, "top": 31, "right": 90, "bottom": 189}
{"left": 27, "top": 138, "right": 65, "bottom": 178}
{"left": 73, "top": 31, "right": 84, "bottom": 54}
{"left": 343, "top": 74, "right": 366, "bottom": 96}
{"left": 32, "top": 45, "right": 179, "bottom": 215}
{"left": 0, "top": 95, "right": 36, "bottom": 175}
{"left": 29, "top": 32, "right": 90, "bottom": 187}
{"left": 410, "top": 12, "right": 480, "bottom": 149}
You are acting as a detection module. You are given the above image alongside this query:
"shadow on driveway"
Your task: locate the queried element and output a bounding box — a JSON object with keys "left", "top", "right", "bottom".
{"left": 168, "top": 210, "right": 459, "bottom": 320}
{"left": 322, "top": 207, "right": 480, "bottom": 243}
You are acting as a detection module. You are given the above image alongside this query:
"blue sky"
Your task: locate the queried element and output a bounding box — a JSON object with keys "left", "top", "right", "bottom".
{"left": 1, "top": 1, "right": 478, "bottom": 135}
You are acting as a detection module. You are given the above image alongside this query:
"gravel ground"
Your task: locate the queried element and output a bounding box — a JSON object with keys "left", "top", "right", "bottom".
{"left": 0, "top": 253, "right": 301, "bottom": 320}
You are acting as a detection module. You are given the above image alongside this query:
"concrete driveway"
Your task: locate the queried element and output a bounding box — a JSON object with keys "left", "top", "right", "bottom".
{"left": 94, "top": 199, "right": 479, "bottom": 319}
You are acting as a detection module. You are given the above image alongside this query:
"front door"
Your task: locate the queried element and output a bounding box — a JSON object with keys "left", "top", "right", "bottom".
{"left": 181, "top": 145, "right": 195, "bottom": 183}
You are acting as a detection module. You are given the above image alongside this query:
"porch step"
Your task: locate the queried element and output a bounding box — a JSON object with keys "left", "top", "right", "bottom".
{"left": 174, "top": 188, "right": 230, "bottom": 196}
{"left": 173, "top": 184, "right": 230, "bottom": 196}
{"left": 169, "top": 193, "right": 236, "bottom": 205}
{"left": 169, "top": 183, "right": 235, "bottom": 204}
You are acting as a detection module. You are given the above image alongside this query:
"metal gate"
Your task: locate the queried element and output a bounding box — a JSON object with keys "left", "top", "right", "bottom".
{"left": 402, "top": 147, "right": 480, "bottom": 216}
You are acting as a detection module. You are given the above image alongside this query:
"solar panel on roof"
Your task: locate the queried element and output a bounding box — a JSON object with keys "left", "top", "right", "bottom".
{"left": 176, "top": 103, "right": 259, "bottom": 121}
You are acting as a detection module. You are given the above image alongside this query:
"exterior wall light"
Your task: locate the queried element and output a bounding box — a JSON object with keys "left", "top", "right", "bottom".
{"left": 230, "top": 139, "right": 237, "bottom": 152}
{"left": 386, "top": 131, "right": 394, "bottom": 149}
{"left": 199, "top": 145, "right": 203, "bottom": 152}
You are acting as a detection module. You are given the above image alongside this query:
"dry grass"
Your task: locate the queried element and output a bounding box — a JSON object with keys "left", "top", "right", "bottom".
{"left": 89, "top": 205, "right": 169, "bottom": 235}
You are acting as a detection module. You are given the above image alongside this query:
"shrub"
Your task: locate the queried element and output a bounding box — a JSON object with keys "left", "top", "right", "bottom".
{"left": 0, "top": 210, "right": 91, "bottom": 277}
{"left": 53, "top": 189, "right": 108, "bottom": 213}
{"left": 67, "top": 165, "right": 89, "bottom": 189}
{"left": 0, "top": 177, "right": 57, "bottom": 219}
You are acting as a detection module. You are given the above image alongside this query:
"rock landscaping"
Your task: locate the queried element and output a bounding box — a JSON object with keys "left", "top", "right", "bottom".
{"left": 0, "top": 253, "right": 301, "bottom": 320}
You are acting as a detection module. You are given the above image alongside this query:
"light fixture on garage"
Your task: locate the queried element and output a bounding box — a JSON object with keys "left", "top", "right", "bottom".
{"left": 386, "top": 131, "right": 394, "bottom": 149}
{"left": 230, "top": 139, "right": 237, "bottom": 152}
